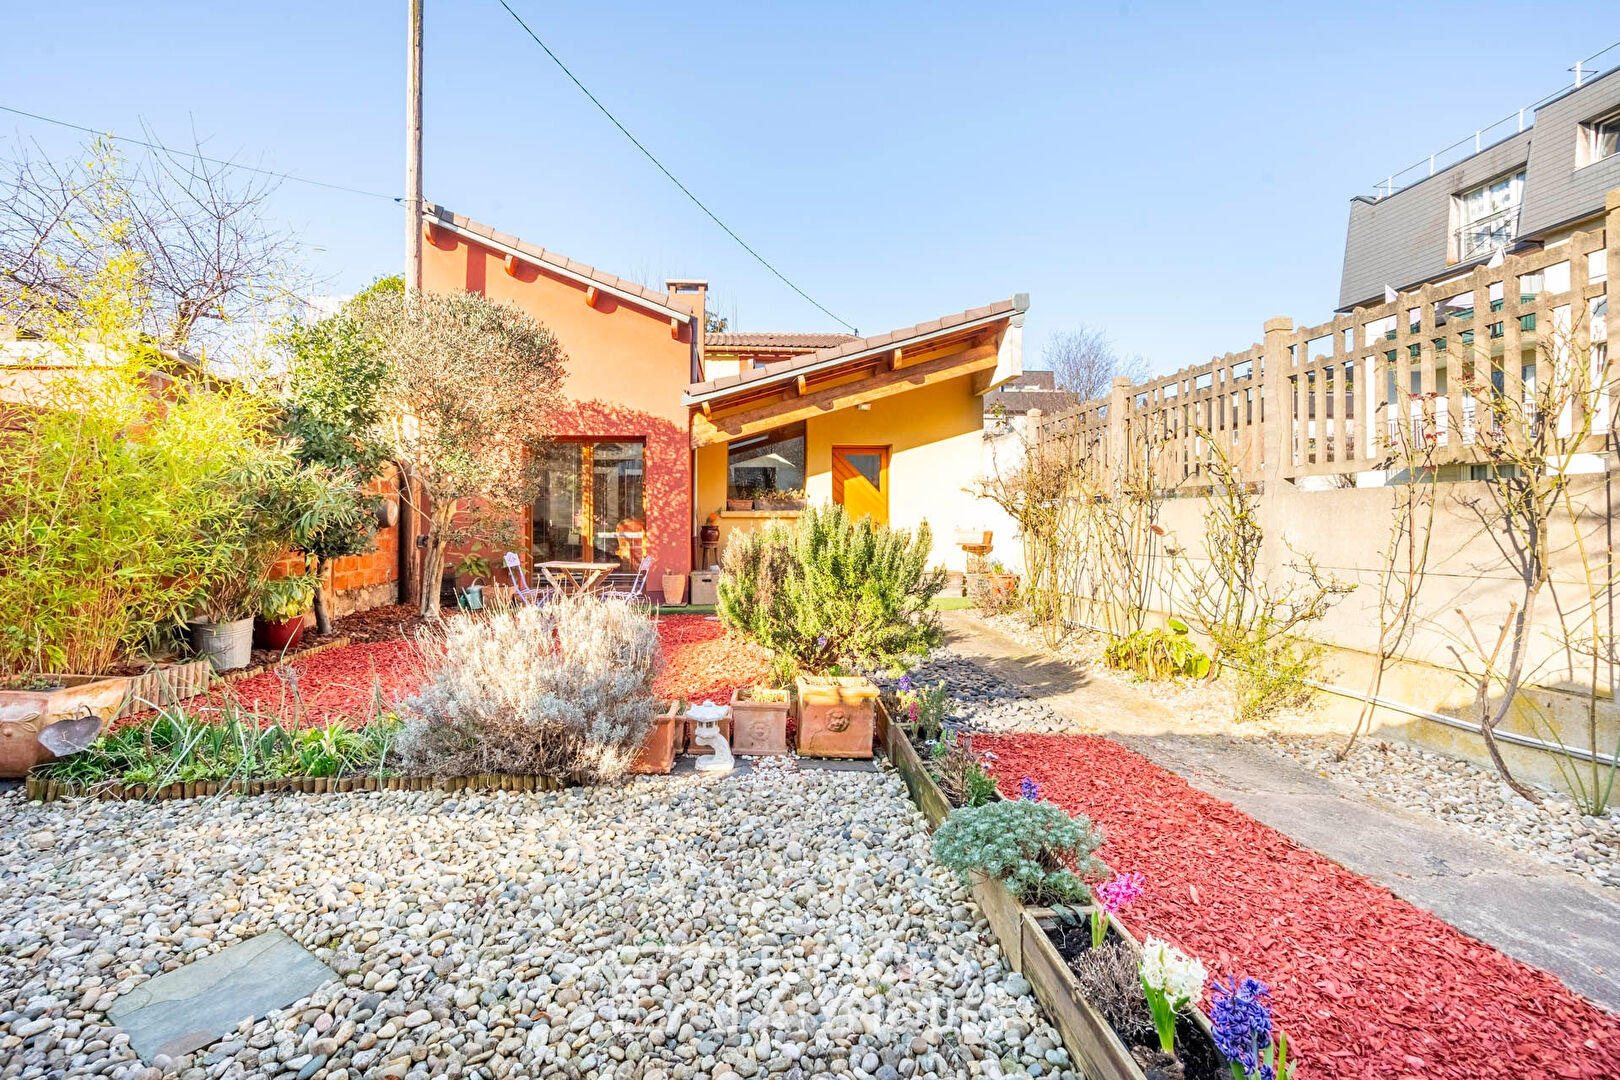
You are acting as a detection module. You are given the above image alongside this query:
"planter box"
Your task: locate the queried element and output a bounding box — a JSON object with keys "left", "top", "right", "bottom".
{"left": 729, "top": 688, "right": 790, "bottom": 756}
{"left": 114, "top": 660, "right": 212, "bottom": 719}
{"left": 689, "top": 571, "right": 720, "bottom": 606}
{"left": 971, "top": 871, "right": 1055, "bottom": 973}
{"left": 794, "top": 675, "right": 876, "bottom": 759}
{"left": 0, "top": 675, "right": 132, "bottom": 777}
{"left": 884, "top": 716, "right": 953, "bottom": 829}
{"left": 631, "top": 702, "right": 682, "bottom": 774}
{"left": 755, "top": 499, "right": 806, "bottom": 512}
{"left": 727, "top": 498, "right": 756, "bottom": 511}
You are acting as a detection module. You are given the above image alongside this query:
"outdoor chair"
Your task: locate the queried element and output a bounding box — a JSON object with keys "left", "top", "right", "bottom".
{"left": 603, "top": 555, "right": 653, "bottom": 602}
{"left": 503, "top": 552, "right": 546, "bottom": 605}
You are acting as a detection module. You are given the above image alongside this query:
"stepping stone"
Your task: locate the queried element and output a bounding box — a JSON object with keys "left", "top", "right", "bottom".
{"left": 108, "top": 929, "right": 336, "bottom": 1062}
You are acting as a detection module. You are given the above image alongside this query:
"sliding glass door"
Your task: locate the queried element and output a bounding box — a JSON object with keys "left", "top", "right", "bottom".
{"left": 532, "top": 440, "right": 646, "bottom": 570}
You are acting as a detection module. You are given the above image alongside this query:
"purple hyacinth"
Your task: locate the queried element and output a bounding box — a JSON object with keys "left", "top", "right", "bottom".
{"left": 816, "top": 635, "right": 828, "bottom": 649}
{"left": 898, "top": 674, "right": 913, "bottom": 693}
{"left": 1210, "top": 976, "right": 1274, "bottom": 1079}
{"left": 1019, "top": 777, "right": 1040, "bottom": 801}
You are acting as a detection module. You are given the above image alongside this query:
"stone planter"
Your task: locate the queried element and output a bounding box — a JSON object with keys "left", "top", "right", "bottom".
{"left": 660, "top": 571, "right": 688, "bottom": 605}
{"left": 0, "top": 675, "right": 132, "bottom": 777}
{"left": 729, "top": 687, "right": 790, "bottom": 756}
{"left": 114, "top": 660, "right": 213, "bottom": 719}
{"left": 631, "top": 702, "right": 682, "bottom": 774}
{"left": 794, "top": 675, "right": 876, "bottom": 759}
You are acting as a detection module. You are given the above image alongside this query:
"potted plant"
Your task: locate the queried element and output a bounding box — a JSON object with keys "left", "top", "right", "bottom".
{"left": 0, "top": 672, "right": 132, "bottom": 778}
{"left": 729, "top": 685, "right": 789, "bottom": 755}
{"left": 661, "top": 568, "right": 688, "bottom": 605}
{"left": 631, "top": 700, "right": 683, "bottom": 774}
{"left": 699, "top": 511, "right": 721, "bottom": 547}
{"left": 727, "top": 486, "right": 757, "bottom": 512}
{"left": 756, "top": 488, "right": 807, "bottom": 512}
{"left": 255, "top": 575, "right": 317, "bottom": 652}
{"left": 986, "top": 558, "right": 1019, "bottom": 602}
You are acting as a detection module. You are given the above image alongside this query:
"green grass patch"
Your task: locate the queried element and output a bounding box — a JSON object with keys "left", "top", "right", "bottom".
{"left": 929, "top": 596, "right": 974, "bottom": 611}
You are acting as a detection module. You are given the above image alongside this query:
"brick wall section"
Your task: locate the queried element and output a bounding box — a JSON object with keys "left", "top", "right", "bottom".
{"left": 268, "top": 474, "right": 400, "bottom": 615}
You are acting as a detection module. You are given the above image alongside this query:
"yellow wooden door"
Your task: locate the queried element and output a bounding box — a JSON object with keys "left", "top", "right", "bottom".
{"left": 831, "top": 446, "right": 889, "bottom": 525}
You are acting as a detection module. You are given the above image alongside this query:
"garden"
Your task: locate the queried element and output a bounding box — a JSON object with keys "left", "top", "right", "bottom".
{"left": 5, "top": 178, "right": 1620, "bottom": 1080}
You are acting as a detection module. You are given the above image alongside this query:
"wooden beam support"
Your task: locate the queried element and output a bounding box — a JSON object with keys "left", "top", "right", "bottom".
{"left": 670, "top": 317, "right": 682, "bottom": 340}
{"left": 700, "top": 400, "right": 712, "bottom": 417}
{"left": 691, "top": 343, "right": 998, "bottom": 447}
{"left": 422, "top": 220, "right": 437, "bottom": 246}
{"left": 796, "top": 374, "right": 809, "bottom": 396}
{"left": 585, "top": 285, "right": 599, "bottom": 309}
{"left": 887, "top": 347, "right": 903, "bottom": 371}
{"left": 504, "top": 254, "right": 521, "bottom": 277}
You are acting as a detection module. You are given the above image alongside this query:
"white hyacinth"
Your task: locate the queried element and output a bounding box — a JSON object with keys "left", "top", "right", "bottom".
{"left": 1139, "top": 936, "right": 1207, "bottom": 1009}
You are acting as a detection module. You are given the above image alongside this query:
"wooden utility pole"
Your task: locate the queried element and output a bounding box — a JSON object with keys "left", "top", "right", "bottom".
{"left": 404, "top": 0, "right": 424, "bottom": 295}
{"left": 399, "top": 0, "right": 425, "bottom": 607}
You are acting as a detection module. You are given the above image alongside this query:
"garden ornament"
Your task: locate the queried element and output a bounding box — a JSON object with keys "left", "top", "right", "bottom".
{"left": 687, "top": 700, "right": 734, "bottom": 772}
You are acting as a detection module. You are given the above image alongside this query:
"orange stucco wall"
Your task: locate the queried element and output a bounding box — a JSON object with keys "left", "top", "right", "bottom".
{"left": 421, "top": 228, "right": 696, "bottom": 582}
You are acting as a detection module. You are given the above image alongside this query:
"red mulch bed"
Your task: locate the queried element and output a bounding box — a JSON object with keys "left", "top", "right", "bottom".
{"left": 651, "top": 614, "right": 773, "bottom": 705}
{"left": 133, "top": 614, "right": 771, "bottom": 728}
{"left": 979, "top": 734, "right": 1620, "bottom": 1080}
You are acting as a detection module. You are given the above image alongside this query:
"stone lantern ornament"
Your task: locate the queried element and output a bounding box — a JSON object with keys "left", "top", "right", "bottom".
{"left": 685, "top": 700, "right": 734, "bottom": 772}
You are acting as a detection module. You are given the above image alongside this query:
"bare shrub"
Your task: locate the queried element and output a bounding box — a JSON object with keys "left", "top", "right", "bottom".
{"left": 1068, "top": 939, "right": 1156, "bottom": 1047}
{"left": 399, "top": 596, "right": 663, "bottom": 781}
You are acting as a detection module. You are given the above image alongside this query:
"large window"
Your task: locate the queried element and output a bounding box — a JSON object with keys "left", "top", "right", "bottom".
{"left": 532, "top": 440, "right": 645, "bottom": 569}
{"left": 1451, "top": 170, "right": 1524, "bottom": 263}
{"left": 727, "top": 422, "right": 806, "bottom": 499}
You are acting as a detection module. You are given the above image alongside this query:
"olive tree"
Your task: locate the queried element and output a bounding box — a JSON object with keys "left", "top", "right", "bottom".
{"left": 355, "top": 279, "right": 567, "bottom": 617}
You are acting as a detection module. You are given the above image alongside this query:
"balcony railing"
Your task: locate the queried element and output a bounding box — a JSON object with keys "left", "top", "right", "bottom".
{"left": 1454, "top": 206, "right": 1520, "bottom": 262}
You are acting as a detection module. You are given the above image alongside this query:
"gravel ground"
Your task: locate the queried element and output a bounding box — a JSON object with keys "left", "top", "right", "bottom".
{"left": 963, "top": 609, "right": 1620, "bottom": 893}
{"left": 0, "top": 769, "right": 1076, "bottom": 1080}
{"left": 1264, "top": 733, "right": 1620, "bottom": 891}
{"left": 872, "top": 654, "right": 1082, "bottom": 736}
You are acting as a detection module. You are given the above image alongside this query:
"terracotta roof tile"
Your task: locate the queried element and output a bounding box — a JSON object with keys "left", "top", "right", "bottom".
{"left": 704, "top": 332, "right": 858, "bottom": 349}
{"left": 686, "top": 294, "right": 1028, "bottom": 403}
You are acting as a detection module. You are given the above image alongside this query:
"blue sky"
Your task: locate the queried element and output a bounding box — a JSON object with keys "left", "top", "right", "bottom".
{"left": 2, "top": 2, "right": 1612, "bottom": 374}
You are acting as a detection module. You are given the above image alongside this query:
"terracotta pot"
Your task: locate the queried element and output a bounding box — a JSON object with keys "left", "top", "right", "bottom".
{"left": 0, "top": 675, "right": 131, "bottom": 778}
{"left": 254, "top": 615, "right": 306, "bottom": 653}
{"left": 988, "top": 572, "right": 1020, "bottom": 601}
{"left": 726, "top": 498, "right": 755, "bottom": 511}
{"left": 631, "top": 703, "right": 681, "bottom": 774}
{"left": 729, "top": 687, "right": 790, "bottom": 756}
{"left": 699, "top": 523, "right": 721, "bottom": 546}
{"left": 794, "top": 675, "right": 877, "bottom": 759}
{"left": 661, "top": 572, "right": 688, "bottom": 605}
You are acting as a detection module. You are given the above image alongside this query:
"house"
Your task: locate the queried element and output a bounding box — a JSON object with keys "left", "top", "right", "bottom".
{"left": 1340, "top": 64, "right": 1619, "bottom": 310}
{"left": 418, "top": 203, "right": 1026, "bottom": 597}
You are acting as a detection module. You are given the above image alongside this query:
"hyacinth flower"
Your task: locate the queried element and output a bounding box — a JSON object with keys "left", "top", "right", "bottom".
{"left": 1020, "top": 776, "right": 1040, "bottom": 801}
{"left": 1090, "top": 870, "right": 1144, "bottom": 949}
{"left": 1210, "top": 975, "right": 1298, "bottom": 1080}
{"left": 1139, "top": 937, "right": 1207, "bottom": 1056}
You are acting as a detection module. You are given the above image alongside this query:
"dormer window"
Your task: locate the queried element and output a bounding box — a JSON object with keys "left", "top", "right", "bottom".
{"left": 1450, "top": 170, "right": 1524, "bottom": 264}
{"left": 1577, "top": 107, "right": 1620, "bottom": 169}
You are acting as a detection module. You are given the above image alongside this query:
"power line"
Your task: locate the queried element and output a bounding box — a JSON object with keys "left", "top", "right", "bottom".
{"left": 0, "top": 103, "right": 400, "bottom": 202}
{"left": 494, "top": 0, "right": 857, "bottom": 334}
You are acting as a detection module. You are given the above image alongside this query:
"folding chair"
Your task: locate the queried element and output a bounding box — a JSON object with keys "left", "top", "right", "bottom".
{"left": 503, "top": 552, "right": 545, "bottom": 605}
{"left": 603, "top": 555, "right": 653, "bottom": 602}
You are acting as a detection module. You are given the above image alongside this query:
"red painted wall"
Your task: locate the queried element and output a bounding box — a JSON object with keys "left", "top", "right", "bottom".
{"left": 420, "top": 226, "right": 695, "bottom": 581}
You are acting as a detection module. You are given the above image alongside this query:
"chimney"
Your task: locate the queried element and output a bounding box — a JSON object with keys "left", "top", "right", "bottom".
{"left": 665, "top": 278, "right": 708, "bottom": 379}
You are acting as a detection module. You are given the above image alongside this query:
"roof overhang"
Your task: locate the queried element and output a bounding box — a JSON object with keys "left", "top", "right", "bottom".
{"left": 688, "top": 299, "right": 1025, "bottom": 448}
{"left": 426, "top": 215, "right": 696, "bottom": 324}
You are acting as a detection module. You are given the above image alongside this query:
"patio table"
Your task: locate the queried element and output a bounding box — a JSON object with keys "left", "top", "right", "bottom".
{"left": 537, "top": 560, "right": 623, "bottom": 596}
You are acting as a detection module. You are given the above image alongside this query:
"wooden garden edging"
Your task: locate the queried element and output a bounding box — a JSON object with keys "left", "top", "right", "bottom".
{"left": 24, "top": 771, "right": 582, "bottom": 803}
{"left": 882, "top": 709, "right": 1213, "bottom": 1080}
{"left": 114, "top": 660, "right": 214, "bottom": 719}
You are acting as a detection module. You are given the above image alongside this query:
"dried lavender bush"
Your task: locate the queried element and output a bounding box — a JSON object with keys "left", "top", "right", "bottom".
{"left": 1068, "top": 939, "right": 1157, "bottom": 1047}
{"left": 399, "top": 596, "right": 664, "bottom": 782}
